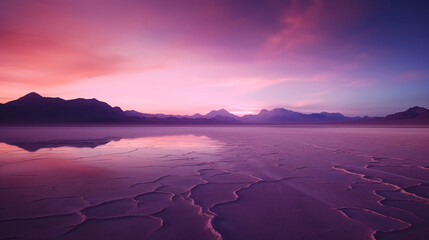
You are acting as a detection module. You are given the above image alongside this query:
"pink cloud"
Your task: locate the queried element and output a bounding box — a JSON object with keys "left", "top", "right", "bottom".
{"left": 290, "top": 99, "right": 323, "bottom": 108}
{"left": 209, "top": 77, "right": 293, "bottom": 94}
{"left": 398, "top": 71, "right": 428, "bottom": 81}
{"left": 301, "top": 90, "right": 331, "bottom": 98}
{"left": 345, "top": 80, "right": 371, "bottom": 87}
{"left": 265, "top": 0, "right": 323, "bottom": 52}
{"left": 0, "top": 3, "right": 130, "bottom": 86}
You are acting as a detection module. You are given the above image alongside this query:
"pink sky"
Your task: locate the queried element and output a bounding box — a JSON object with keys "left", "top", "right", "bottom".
{"left": 1, "top": 0, "right": 428, "bottom": 116}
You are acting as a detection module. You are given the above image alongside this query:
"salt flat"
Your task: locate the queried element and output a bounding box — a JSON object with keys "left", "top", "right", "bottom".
{"left": 0, "top": 126, "right": 428, "bottom": 240}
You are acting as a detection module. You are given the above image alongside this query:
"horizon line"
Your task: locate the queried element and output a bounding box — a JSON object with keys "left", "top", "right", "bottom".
{"left": 2, "top": 92, "right": 427, "bottom": 119}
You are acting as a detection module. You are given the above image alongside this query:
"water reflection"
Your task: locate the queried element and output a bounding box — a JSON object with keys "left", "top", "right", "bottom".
{"left": 0, "top": 127, "right": 222, "bottom": 152}
{"left": 0, "top": 127, "right": 225, "bottom": 239}
{"left": 0, "top": 128, "right": 223, "bottom": 177}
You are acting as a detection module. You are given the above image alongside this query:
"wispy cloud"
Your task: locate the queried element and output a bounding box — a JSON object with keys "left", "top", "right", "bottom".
{"left": 345, "top": 80, "right": 371, "bottom": 87}
{"left": 398, "top": 71, "right": 428, "bottom": 81}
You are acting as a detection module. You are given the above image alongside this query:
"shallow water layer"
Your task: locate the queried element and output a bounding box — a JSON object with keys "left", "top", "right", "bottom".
{"left": 0, "top": 126, "right": 428, "bottom": 240}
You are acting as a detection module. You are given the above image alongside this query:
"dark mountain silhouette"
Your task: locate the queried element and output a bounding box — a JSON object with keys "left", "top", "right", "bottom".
{"left": 0, "top": 93, "right": 239, "bottom": 125}
{"left": 191, "top": 113, "right": 204, "bottom": 118}
{"left": 240, "top": 108, "right": 359, "bottom": 123}
{"left": 128, "top": 108, "right": 349, "bottom": 123}
{"left": 374, "top": 106, "right": 429, "bottom": 124}
{"left": 0, "top": 93, "right": 428, "bottom": 125}
{"left": 125, "top": 108, "right": 240, "bottom": 121}
{"left": 124, "top": 109, "right": 241, "bottom": 123}
{"left": 385, "top": 106, "right": 429, "bottom": 120}
{"left": 124, "top": 110, "right": 186, "bottom": 119}
{"left": 203, "top": 109, "right": 241, "bottom": 121}
{"left": 0, "top": 92, "right": 125, "bottom": 124}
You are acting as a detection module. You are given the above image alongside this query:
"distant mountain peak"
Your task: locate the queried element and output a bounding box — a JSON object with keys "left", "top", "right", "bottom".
{"left": 12, "top": 92, "right": 45, "bottom": 104}
{"left": 208, "top": 108, "right": 229, "bottom": 114}
{"left": 272, "top": 108, "right": 294, "bottom": 113}
{"left": 204, "top": 109, "right": 239, "bottom": 120}
{"left": 406, "top": 106, "right": 428, "bottom": 113}
{"left": 261, "top": 108, "right": 296, "bottom": 115}
{"left": 383, "top": 106, "right": 429, "bottom": 122}
{"left": 21, "top": 92, "right": 43, "bottom": 99}
{"left": 319, "top": 112, "right": 345, "bottom": 118}
{"left": 1, "top": 93, "right": 125, "bottom": 124}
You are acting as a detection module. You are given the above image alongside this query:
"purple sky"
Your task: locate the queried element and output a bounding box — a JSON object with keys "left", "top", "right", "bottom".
{"left": 1, "top": 0, "right": 428, "bottom": 116}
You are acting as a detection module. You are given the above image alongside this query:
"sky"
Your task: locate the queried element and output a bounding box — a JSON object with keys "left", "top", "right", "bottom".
{"left": 1, "top": 0, "right": 428, "bottom": 116}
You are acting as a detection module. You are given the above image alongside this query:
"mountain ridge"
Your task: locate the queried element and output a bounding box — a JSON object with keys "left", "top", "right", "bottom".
{"left": 1, "top": 93, "right": 428, "bottom": 125}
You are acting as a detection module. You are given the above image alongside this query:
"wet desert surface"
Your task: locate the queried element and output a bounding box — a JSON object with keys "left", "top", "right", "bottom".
{"left": 0, "top": 126, "right": 428, "bottom": 240}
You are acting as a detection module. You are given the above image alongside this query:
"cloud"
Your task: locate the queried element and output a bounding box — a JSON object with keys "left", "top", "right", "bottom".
{"left": 265, "top": 0, "right": 323, "bottom": 51}
{"left": 209, "top": 77, "right": 292, "bottom": 93}
{"left": 0, "top": 1, "right": 132, "bottom": 86}
{"left": 345, "top": 80, "right": 371, "bottom": 87}
{"left": 0, "top": 39, "right": 127, "bottom": 86}
{"left": 398, "top": 71, "right": 429, "bottom": 81}
{"left": 290, "top": 99, "right": 323, "bottom": 108}
{"left": 301, "top": 90, "right": 331, "bottom": 98}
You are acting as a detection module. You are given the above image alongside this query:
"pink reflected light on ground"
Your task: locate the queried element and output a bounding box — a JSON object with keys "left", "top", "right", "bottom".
{"left": 0, "top": 126, "right": 428, "bottom": 239}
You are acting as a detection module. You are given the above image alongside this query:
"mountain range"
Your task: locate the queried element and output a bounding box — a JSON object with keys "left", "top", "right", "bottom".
{"left": 0, "top": 92, "right": 428, "bottom": 125}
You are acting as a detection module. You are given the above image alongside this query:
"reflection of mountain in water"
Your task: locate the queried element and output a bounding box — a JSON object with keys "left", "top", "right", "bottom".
{"left": 1, "top": 137, "right": 121, "bottom": 152}
{"left": 0, "top": 127, "right": 210, "bottom": 152}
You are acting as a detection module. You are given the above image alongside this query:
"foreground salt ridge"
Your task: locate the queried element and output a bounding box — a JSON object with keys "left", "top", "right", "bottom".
{"left": 0, "top": 127, "right": 428, "bottom": 239}
{"left": 331, "top": 163, "right": 429, "bottom": 239}
{"left": 311, "top": 142, "right": 429, "bottom": 239}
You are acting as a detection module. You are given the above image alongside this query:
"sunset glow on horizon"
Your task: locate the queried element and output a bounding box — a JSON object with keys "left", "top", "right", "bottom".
{"left": 1, "top": 0, "right": 428, "bottom": 116}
